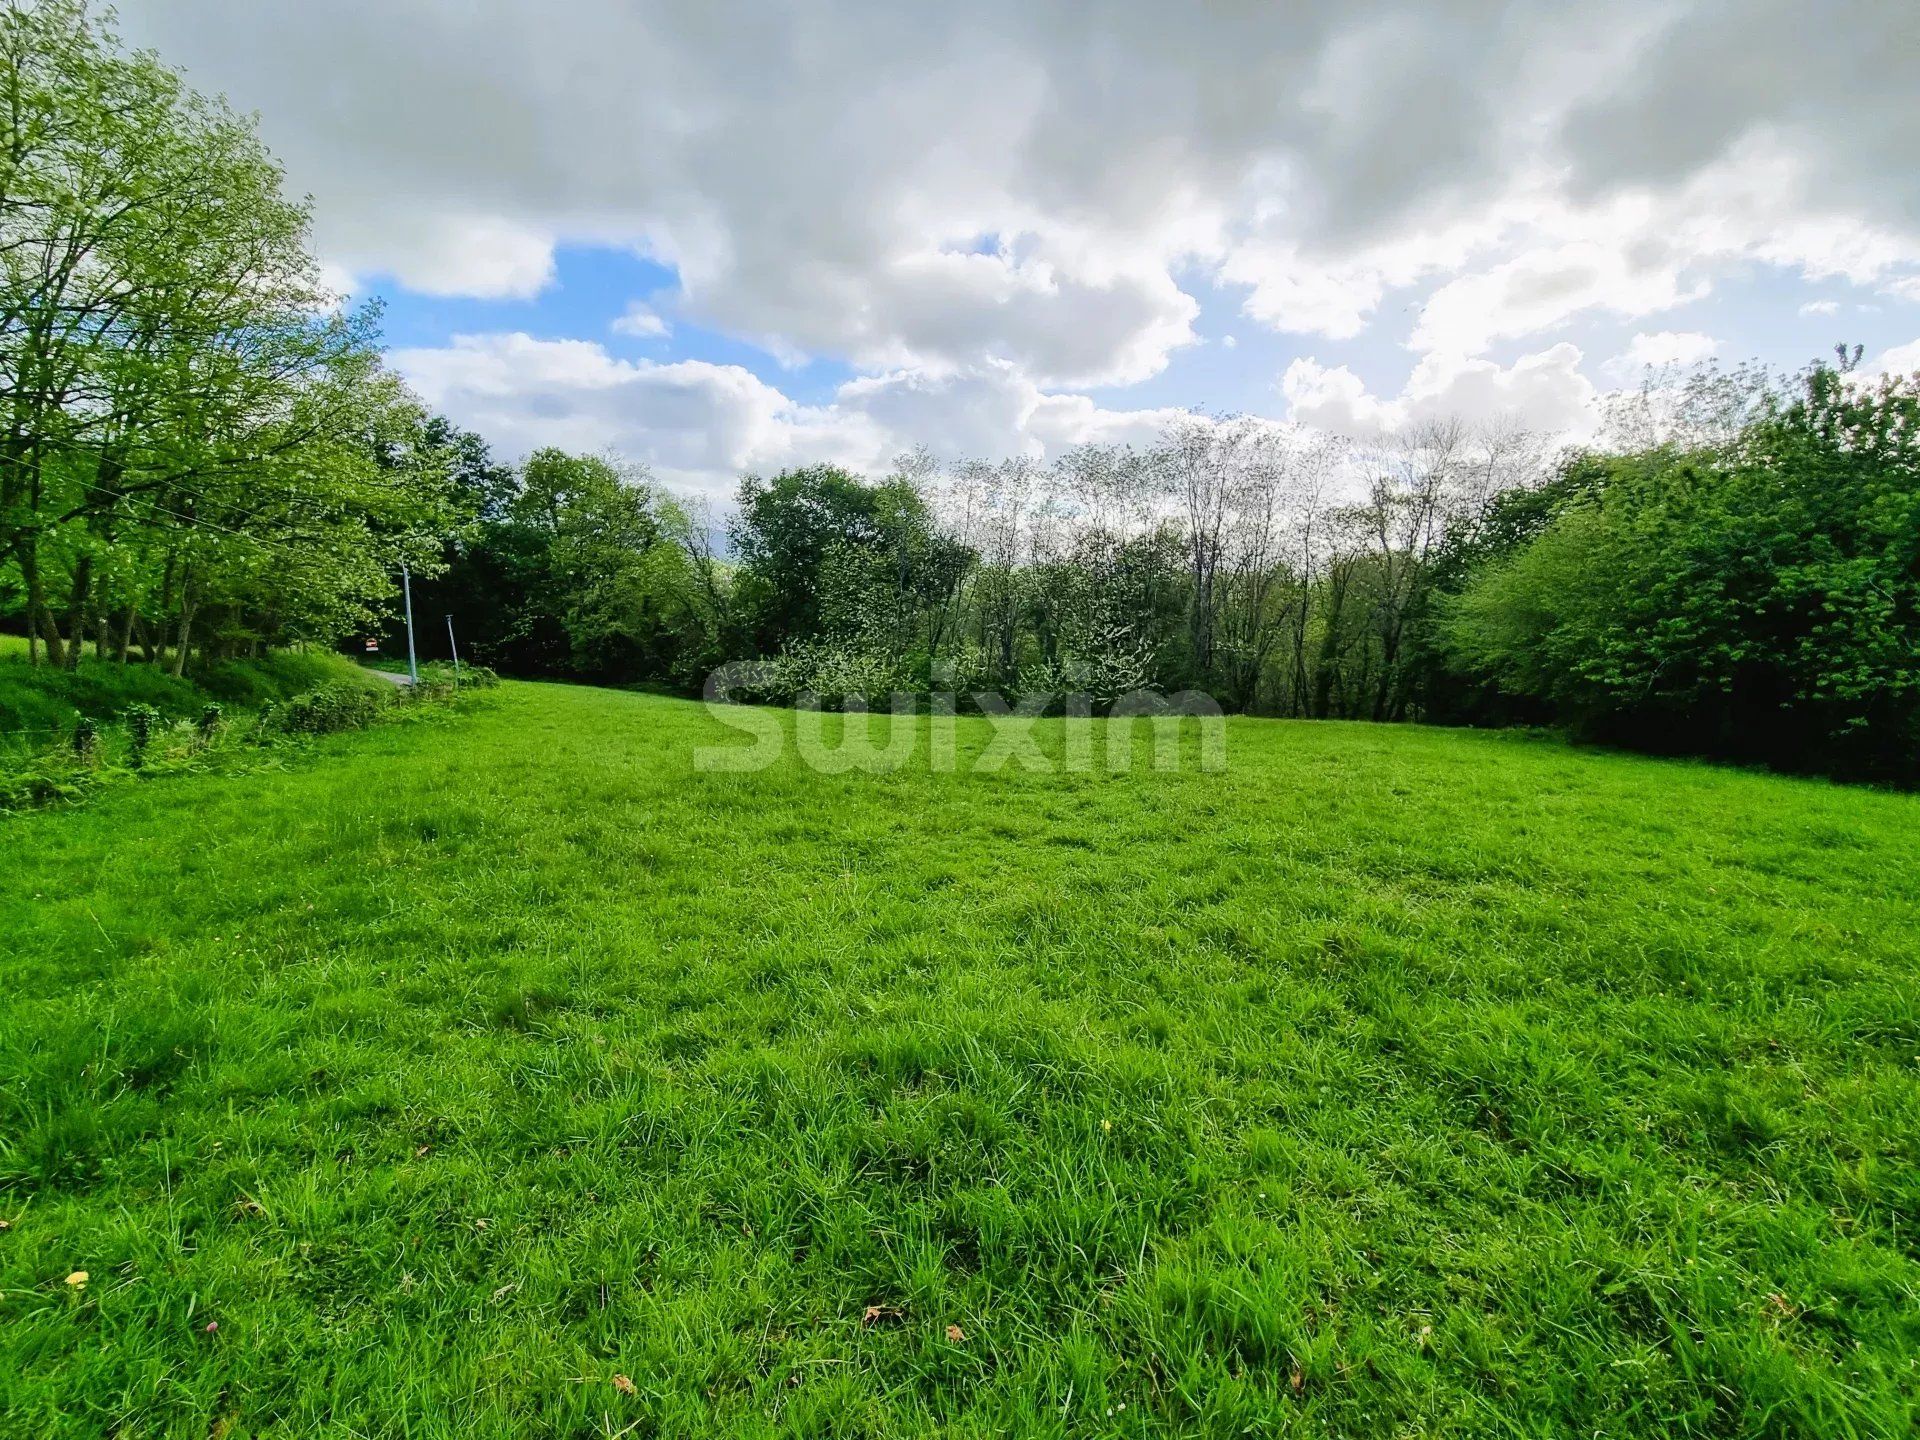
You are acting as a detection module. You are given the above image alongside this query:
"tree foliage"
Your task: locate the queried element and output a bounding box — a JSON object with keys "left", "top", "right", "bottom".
{"left": 0, "top": 1, "right": 452, "bottom": 673}
{"left": 405, "top": 442, "right": 729, "bottom": 688}
{"left": 1439, "top": 361, "right": 1920, "bottom": 780}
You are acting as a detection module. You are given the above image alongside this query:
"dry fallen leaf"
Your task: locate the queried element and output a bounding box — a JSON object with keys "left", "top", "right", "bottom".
{"left": 945, "top": 1323, "right": 965, "bottom": 1342}
{"left": 612, "top": 1374, "right": 636, "bottom": 1396}
{"left": 861, "top": 1303, "right": 903, "bottom": 1327}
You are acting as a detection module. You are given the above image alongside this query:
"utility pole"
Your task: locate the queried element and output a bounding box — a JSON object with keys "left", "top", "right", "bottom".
{"left": 401, "top": 562, "right": 419, "bottom": 685}
{"left": 445, "top": 614, "right": 461, "bottom": 689}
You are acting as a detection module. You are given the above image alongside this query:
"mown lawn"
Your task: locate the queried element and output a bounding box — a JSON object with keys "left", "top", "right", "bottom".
{"left": 2, "top": 681, "right": 1916, "bottom": 1437}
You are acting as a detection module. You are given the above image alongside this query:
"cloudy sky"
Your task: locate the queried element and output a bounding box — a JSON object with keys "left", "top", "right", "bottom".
{"left": 126, "top": 1, "right": 1920, "bottom": 497}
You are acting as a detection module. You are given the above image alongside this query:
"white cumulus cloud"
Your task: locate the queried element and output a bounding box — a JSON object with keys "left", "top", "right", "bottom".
{"left": 1608, "top": 330, "right": 1720, "bottom": 375}
{"left": 394, "top": 335, "right": 1188, "bottom": 497}
{"left": 1867, "top": 338, "right": 1920, "bottom": 378}
{"left": 1282, "top": 345, "right": 1600, "bottom": 439}
{"left": 611, "top": 301, "right": 671, "bottom": 339}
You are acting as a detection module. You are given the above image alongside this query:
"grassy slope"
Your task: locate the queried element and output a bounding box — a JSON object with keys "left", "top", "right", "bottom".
{"left": 1, "top": 682, "right": 1916, "bottom": 1438}
{"left": 0, "top": 635, "right": 389, "bottom": 747}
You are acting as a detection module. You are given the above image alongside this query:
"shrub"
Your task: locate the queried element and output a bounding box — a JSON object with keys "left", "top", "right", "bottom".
{"left": 0, "top": 750, "right": 98, "bottom": 810}
{"left": 410, "top": 660, "right": 501, "bottom": 690}
{"left": 732, "top": 641, "right": 917, "bottom": 706}
{"left": 271, "top": 683, "right": 386, "bottom": 736}
{"left": 124, "top": 703, "right": 161, "bottom": 765}
{"left": 454, "top": 662, "right": 500, "bottom": 688}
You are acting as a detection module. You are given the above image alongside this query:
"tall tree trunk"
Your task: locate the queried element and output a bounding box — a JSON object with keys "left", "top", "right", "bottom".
{"left": 116, "top": 601, "right": 137, "bottom": 664}
{"left": 61, "top": 552, "right": 93, "bottom": 671}
{"left": 1310, "top": 579, "right": 1348, "bottom": 720}
{"left": 1289, "top": 597, "right": 1312, "bottom": 718}
{"left": 171, "top": 603, "right": 195, "bottom": 678}
{"left": 17, "top": 535, "right": 64, "bottom": 668}
{"left": 31, "top": 596, "right": 64, "bottom": 667}
{"left": 154, "top": 551, "right": 177, "bottom": 668}
{"left": 2, "top": 442, "right": 31, "bottom": 664}
{"left": 170, "top": 567, "right": 197, "bottom": 678}
{"left": 1371, "top": 634, "right": 1396, "bottom": 723}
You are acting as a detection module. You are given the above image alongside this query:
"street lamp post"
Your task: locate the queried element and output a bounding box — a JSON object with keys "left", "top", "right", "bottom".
{"left": 400, "top": 562, "right": 419, "bottom": 685}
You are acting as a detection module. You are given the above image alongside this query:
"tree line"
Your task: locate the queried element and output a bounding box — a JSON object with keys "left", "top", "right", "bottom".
{"left": 405, "top": 351, "right": 1917, "bottom": 785}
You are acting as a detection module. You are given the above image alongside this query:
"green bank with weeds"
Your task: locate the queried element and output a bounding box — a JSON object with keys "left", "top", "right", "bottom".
{"left": 0, "top": 640, "right": 497, "bottom": 810}
{"left": 0, "top": 636, "right": 373, "bottom": 739}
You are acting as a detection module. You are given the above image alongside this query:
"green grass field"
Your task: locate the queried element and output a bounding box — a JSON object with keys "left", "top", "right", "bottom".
{"left": 3, "top": 681, "right": 1917, "bottom": 1437}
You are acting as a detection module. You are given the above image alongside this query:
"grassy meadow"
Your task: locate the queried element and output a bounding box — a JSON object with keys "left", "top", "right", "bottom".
{"left": 2, "top": 681, "right": 1917, "bottom": 1437}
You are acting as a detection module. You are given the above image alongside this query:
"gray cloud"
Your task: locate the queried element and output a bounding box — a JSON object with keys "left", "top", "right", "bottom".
{"left": 125, "top": 0, "right": 1920, "bottom": 458}
{"left": 1558, "top": 1, "right": 1920, "bottom": 231}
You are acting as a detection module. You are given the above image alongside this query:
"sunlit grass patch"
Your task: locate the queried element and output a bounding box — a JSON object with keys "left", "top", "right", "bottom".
{"left": 2, "top": 682, "right": 1916, "bottom": 1436}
